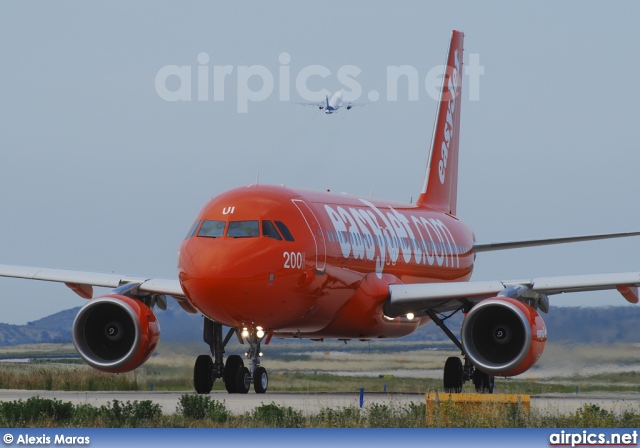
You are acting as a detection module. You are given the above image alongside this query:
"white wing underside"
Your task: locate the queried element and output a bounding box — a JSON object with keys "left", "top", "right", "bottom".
{"left": 0, "top": 264, "right": 197, "bottom": 313}
{"left": 2, "top": 263, "right": 639, "bottom": 319}
{"left": 386, "top": 272, "right": 640, "bottom": 317}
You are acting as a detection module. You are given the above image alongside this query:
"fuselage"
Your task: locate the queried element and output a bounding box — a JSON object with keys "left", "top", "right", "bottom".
{"left": 325, "top": 91, "right": 343, "bottom": 114}
{"left": 178, "top": 184, "right": 475, "bottom": 340}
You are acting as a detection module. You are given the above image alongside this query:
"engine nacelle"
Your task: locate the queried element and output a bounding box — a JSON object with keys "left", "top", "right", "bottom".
{"left": 461, "top": 297, "right": 546, "bottom": 376}
{"left": 72, "top": 294, "right": 160, "bottom": 373}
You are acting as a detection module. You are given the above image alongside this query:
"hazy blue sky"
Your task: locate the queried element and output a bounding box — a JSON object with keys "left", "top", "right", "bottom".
{"left": 1, "top": 1, "right": 639, "bottom": 324}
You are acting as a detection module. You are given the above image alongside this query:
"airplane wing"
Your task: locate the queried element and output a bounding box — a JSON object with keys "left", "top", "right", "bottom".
{"left": 292, "top": 102, "right": 325, "bottom": 107}
{"left": 0, "top": 264, "right": 198, "bottom": 313}
{"left": 382, "top": 230, "right": 640, "bottom": 315}
{"left": 380, "top": 231, "right": 640, "bottom": 315}
{"left": 474, "top": 230, "right": 640, "bottom": 252}
{"left": 385, "top": 271, "right": 640, "bottom": 317}
{"left": 292, "top": 101, "right": 366, "bottom": 109}
{"left": 342, "top": 102, "right": 365, "bottom": 107}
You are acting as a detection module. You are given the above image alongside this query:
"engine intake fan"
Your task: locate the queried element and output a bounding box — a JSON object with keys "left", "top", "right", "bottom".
{"left": 72, "top": 294, "right": 160, "bottom": 373}
{"left": 461, "top": 297, "right": 546, "bottom": 376}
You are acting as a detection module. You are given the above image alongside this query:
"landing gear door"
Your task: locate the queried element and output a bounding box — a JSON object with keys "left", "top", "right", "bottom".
{"left": 292, "top": 199, "right": 326, "bottom": 273}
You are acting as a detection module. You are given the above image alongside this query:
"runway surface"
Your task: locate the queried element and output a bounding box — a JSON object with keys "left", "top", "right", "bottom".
{"left": 0, "top": 389, "right": 639, "bottom": 415}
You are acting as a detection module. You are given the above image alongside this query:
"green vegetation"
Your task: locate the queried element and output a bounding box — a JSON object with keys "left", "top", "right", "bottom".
{"left": 425, "top": 399, "right": 640, "bottom": 428}
{"left": 0, "top": 364, "right": 140, "bottom": 391}
{"left": 1, "top": 396, "right": 640, "bottom": 428}
{"left": 2, "top": 362, "right": 640, "bottom": 395}
{"left": 0, "top": 397, "right": 161, "bottom": 427}
{"left": 250, "top": 402, "right": 304, "bottom": 427}
{"left": 177, "top": 394, "right": 229, "bottom": 423}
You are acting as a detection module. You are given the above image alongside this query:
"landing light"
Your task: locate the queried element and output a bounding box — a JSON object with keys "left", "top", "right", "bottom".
{"left": 259, "top": 352, "right": 263, "bottom": 357}
{"left": 257, "top": 329, "right": 265, "bottom": 338}
{"left": 406, "top": 313, "right": 415, "bottom": 320}
{"left": 241, "top": 328, "right": 249, "bottom": 338}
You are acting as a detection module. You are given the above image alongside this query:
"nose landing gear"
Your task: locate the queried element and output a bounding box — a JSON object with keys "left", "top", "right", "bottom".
{"left": 238, "top": 327, "right": 268, "bottom": 394}
{"left": 193, "top": 318, "right": 269, "bottom": 394}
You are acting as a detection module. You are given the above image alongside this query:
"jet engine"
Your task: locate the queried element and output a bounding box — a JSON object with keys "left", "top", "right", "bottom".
{"left": 72, "top": 294, "right": 160, "bottom": 373}
{"left": 460, "top": 297, "right": 546, "bottom": 376}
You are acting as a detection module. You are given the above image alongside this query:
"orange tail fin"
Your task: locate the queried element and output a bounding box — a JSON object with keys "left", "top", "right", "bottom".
{"left": 416, "top": 30, "right": 464, "bottom": 215}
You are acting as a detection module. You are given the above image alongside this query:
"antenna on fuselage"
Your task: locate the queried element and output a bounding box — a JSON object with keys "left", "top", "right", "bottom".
{"left": 256, "top": 170, "right": 260, "bottom": 185}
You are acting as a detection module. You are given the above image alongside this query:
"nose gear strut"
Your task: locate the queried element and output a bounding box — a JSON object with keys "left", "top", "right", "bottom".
{"left": 243, "top": 328, "right": 268, "bottom": 394}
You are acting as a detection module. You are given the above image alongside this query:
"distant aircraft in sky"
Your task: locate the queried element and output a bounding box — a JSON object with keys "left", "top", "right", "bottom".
{"left": 2, "top": 31, "right": 640, "bottom": 396}
{"left": 296, "top": 90, "right": 364, "bottom": 114}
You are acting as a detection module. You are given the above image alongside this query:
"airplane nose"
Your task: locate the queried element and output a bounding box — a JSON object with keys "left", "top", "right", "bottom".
{"left": 179, "top": 237, "right": 250, "bottom": 291}
{"left": 178, "top": 237, "right": 278, "bottom": 326}
{"left": 178, "top": 225, "right": 319, "bottom": 330}
{"left": 180, "top": 239, "right": 227, "bottom": 278}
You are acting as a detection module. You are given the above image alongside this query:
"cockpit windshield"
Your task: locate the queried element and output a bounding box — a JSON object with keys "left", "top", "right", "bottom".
{"left": 275, "top": 221, "right": 295, "bottom": 241}
{"left": 184, "top": 220, "right": 201, "bottom": 240}
{"left": 194, "top": 219, "right": 293, "bottom": 240}
{"left": 262, "top": 220, "right": 282, "bottom": 240}
{"left": 198, "top": 220, "right": 225, "bottom": 238}
{"left": 227, "top": 220, "right": 260, "bottom": 238}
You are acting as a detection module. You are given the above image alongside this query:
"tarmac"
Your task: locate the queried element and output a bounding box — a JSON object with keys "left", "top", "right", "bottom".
{"left": 0, "top": 389, "right": 638, "bottom": 415}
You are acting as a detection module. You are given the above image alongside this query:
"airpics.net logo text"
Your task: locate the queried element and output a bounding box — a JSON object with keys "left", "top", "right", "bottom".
{"left": 154, "top": 52, "right": 484, "bottom": 113}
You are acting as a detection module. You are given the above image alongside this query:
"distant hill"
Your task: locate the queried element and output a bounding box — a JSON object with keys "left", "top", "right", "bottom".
{"left": 0, "top": 308, "right": 78, "bottom": 346}
{"left": 543, "top": 306, "right": 640, "bottom": 344}
{"left": 1, "top": 301, "right": 639, "bottom": 347}
{"left": 0, "top": 299, "right": 203, "bottom": 347}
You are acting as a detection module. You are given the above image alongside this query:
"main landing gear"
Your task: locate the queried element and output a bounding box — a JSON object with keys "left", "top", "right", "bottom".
{"left": 193, "top": 317, "right": 269, "bottom": 394}
{"left": 425, "top": 309, "right": 495, "bottom": 394}
{"left": 442, "top": 355, "right": 495, "bottom": 393}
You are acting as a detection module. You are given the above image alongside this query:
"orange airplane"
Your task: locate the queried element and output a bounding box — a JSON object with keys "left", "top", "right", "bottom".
{"left": 1, "top": 30, "right": 640, "bottom": 394}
